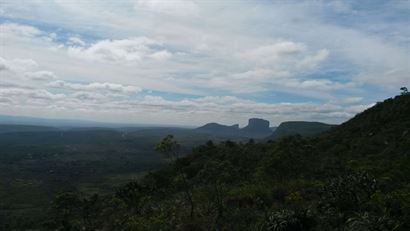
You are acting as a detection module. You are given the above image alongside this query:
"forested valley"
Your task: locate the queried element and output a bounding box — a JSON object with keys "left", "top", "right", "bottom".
{"left": 2, "top": 94, "right": 408, "bottom": 230}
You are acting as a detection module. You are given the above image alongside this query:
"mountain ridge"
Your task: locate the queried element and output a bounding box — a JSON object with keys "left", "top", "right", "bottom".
{"left": 4, "top": 94, "right": 410, "bottom": 230}
{"left": 268, "top": 121, "right": 335, "bottom": 140}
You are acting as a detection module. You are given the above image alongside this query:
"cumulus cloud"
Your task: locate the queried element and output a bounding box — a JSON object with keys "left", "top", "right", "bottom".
{"left": 24, "top": 71, "right": 57, "bottom": 81}
{"left": 0, "top": 57, "right": 60, "bottom": 85}
{"left": 149, "top": 50, "right": 172, "bottom": 61}
{"left": 0, "top": 83, "right": 372, "bottom": 125}
{"left": 67, "top": 37, "right": 86, "bottom": 47}
{"left": 0, "top": 57, "right": 9, "bottom": 71}
{"left": 231, "top": 69, "right": 288, "bottom": 81}
{"left": 285, "top": 79, "right": 354, "bottom": 91}
{"left": 71, "top": 91, "right": 106, "bottom": 100}
{"left": 0, "top": 23, "right": 42, "bottom": 38}
{"left": 0, "top": 57, "right": 38, "bottom": 72}
{"left": 341, "top": 97, "right": 363, "bottom": 105}
{"left": 237, "top": 41, "right": 329, "bottom": 73}
{"left": 298, "top": 49, "right": 330, "bottom": 69}
{"left": 134, "top": 0, "right": 199, "bottom": 16}
{"left": 67, "top": 37, "right": 172, "bottom": 62}
{"left": 238, "top": 41, "right": 306, "bottom": 65}
{"left": 193, "top": 42, "right": 334, "bottom": 94}
{"left": 0, "top": 1, "right": 408, "bottom": 125}
{"left": 0, "top": 87, "right": 65, "bottom": 101}
{"left": 48, "top": 80, "right": 142, "bottom": 94}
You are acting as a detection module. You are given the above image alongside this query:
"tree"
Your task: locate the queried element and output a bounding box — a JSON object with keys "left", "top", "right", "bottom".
{"left": 51, "top": 192, "right": 82, "bottom": 230}
{"left": 400, "top": 87, "right": 408, "bottom": 95}
{"left": 318, "top": 172, "right": 378, "bottom": 229}
{"left": 155, "top": 135, "right": 181, "bottom": 163}
{"left": 197, "top": 160, "right": 237, "bottom": 229}
{"left": 155, "top": 135, "right": 195, "bottom": 218}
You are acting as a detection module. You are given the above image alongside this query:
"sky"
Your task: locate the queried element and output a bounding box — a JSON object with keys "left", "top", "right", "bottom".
{"left": 0, "top": 0, "right": 409, "bottom": 127}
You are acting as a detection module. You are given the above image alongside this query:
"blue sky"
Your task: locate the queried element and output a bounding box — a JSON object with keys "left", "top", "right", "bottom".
{"left": 0, "top": 0, "right": 409, "bottom": 126}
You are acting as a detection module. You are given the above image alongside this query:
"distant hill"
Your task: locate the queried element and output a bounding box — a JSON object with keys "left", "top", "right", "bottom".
{"left": 0, "top": 114, "right": 158, "bottom": 128}
{"left": 196, "top": 123, "right": 239, "bottom": 134}
{"left": 318, "top": 94, "right": 410, "bottom": 158}
{"left": 267, "top": 121, "right": 335, "bottom": 140}
{"left": 0, "top": 124, "right": 60, "bottom": 134}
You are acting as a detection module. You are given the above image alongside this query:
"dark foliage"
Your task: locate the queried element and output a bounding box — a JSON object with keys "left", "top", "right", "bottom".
{"left": 3, "top": 94, "right": 410, "bottom": 230}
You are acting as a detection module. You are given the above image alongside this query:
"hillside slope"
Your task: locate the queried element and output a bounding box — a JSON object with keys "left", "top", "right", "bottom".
{"left": 321, "top": 94, "right": 410, "bottom": 155}
{"left": 6, "top": 94, "right": 410, "bottom": 230}
{"left": 267, "top": 121, "right": 335, "bottom": 140}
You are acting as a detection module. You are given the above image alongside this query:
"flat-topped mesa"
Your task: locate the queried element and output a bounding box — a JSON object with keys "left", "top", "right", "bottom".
{"left": 196, "top": 118, "right": 273, "bottom": 138}
{"left": 241, "top": 118, "right": 271, "bottom": 134}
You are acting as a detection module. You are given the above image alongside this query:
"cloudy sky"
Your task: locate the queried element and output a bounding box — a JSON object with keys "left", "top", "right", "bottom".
{"left": 0, "top": 0, "right": 409, "bottom": 126}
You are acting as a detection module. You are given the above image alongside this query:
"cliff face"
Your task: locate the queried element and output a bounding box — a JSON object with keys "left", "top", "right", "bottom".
{"left": 196, "top": 119, "right": 273, "bottom": 138}
{"left": 241, "top": 118, "right": 272, "bottom": 135}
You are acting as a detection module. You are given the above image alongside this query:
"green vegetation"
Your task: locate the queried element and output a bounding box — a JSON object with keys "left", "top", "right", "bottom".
{"left": 1, "top": 94, "right": 409, "bottom": 230}
{"left": 267, "top": 121, "right": 334, "bottom": 140}
{"left": 0, "top": 127, "right": 249, "bottom": 229}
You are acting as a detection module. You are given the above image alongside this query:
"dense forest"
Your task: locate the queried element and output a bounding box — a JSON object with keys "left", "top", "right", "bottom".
{"left": 0, "top": 126, "right": 253, "bottom": 227}
{"left": 2, "top": 94, "right": 410, "bottom": 230}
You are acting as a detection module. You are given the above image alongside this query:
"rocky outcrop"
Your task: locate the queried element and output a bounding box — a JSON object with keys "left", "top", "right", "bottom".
{"left": 196, "top": 118, "right": 274, "bottom": 138}
{"left": 241, "top": 118, "right": 271, "bottom": 134}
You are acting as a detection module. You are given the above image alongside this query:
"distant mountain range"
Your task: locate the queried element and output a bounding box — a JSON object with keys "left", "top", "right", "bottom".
{"left": 0, "top": 124, "right": 60, "bottom": 134}
{"left": 196, "top": 118, "right": 272, "bottom": 138}
{"left": 0, "top": 114, "right": 182, "bottom": 128}
{"left": 196, "top": 118, "right": 334, "bottom": 139}
{"left": 0, "top": 114, "right": 335, "bottom": 139}
{"left": 195, "top": 123, "right": 240, "bottom": 133}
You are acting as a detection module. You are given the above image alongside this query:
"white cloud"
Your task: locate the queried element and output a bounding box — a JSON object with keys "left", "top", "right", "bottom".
{"left": 0, "top": 57, "right": 38, "bottom": 72}
{"left": 48, "top": 80, "right": 142, "bottom": 94}
{"left": 0, "top": 57, "right": 60, "bottom": 87}
{"left": 0, "top": 23, "right": 42, "bottom": 38}
{"left": 341, "top": 97, "right": 363, "bottom": 105}
{"left": 11, "top": 59, "right": 38, "bottom": 70}
{"left": 0, "top": 82, "right": 371, "bottom": 125}
{"left": 71, "top": 91, "right": 106, "bottom": 100}
{"left": 67, "top": 37, "right": 172, "bottom": 63}
{"left": 0, "top": 1, "right": 408, "bottom": 125}
{"left": 67, "top": 37, "right": 86, "bottom": 47}
{"left": 298, "top": 49, "right": 330, "bottom": 69}
{"left": 0, "top": 57, "right": 9, "bottom": 71}
{"left": 289, "top": 79, "right": 353, "bottom": 91}
{"left": 149, "top": 50, "right": 172, "bottom": 61}
{"left": 238, "top": 41, "right": 306, "bottom": 65}
{"left": 24, "top": 71, "right": 57, "bottom": 81}
{"left": 32, "top": 97, "right": 379, "bottom": 126}
{"left": 0, "top": 87, "right": 65, "bottom": 101}
{"left": 134, "top": 0, "right": 199, "bottom": 16}
{"left": 231, "top": 69, "right": 288, "bottom": 81}
{"left": 190, "top": 41, "right": 332, "bottom": 94}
